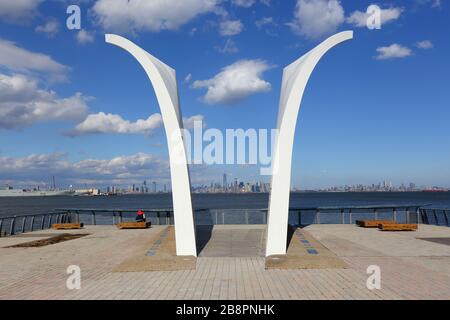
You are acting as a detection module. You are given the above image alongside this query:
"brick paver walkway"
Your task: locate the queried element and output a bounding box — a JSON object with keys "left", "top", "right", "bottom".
{"left": 0, "top": 224, "right": 449, "bottom": 299}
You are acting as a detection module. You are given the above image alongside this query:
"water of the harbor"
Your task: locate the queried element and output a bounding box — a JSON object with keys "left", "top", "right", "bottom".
{"left": 1, "top": 192, "right": 450, "bottom": 217}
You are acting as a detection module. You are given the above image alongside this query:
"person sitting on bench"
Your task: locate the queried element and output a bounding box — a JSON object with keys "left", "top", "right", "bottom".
{"left": 136, "top": 209, "right": 146, "bottom": 222}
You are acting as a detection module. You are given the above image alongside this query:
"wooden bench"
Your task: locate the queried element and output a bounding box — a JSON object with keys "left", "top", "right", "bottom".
{"left": 116, "top": 221, "right": 151, "bottom": 229}
{"left": 52, "top": 223, "right": 84, "bottom": 230}
{"left": 378, "top": 223, "right": 418, "bottom": 231}
{"left": 356, "top": 220, "right": 395, "bottom": 228}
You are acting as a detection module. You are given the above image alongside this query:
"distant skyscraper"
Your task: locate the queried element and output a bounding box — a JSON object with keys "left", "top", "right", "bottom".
{"left": 152, "top": 181, "right": 157, "bottom": 193}
{"left": 223, "top": 173, "right": 227, "bottom": 191}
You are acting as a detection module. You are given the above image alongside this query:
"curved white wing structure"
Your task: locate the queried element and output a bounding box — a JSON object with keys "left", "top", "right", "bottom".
{"left": 105, "top": 34, "right": 197, "bottom": 256}
{"left": 266, "top": 31, "right": 353, "bottom": 257}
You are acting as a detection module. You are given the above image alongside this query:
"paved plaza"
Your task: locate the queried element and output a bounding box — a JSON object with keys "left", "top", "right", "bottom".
{"left": 0, "top": 224, "right": 449, "bottom": 299}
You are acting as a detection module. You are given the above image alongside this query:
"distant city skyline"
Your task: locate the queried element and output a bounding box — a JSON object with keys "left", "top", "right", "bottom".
{"left": 5, "top": 174, "right": 448, "bottom": 195}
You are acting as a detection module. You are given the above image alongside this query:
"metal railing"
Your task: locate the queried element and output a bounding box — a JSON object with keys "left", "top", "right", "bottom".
{"left": 418, "top": 207, "right": 450, "bottom": 226}
{"left": 54, "top": 205, "right": 426, "bottom": 226}
{"left": 0, "top": 211, "right": 70, "bottom": 237}
{"left": 1, "top": 204, "right": 447, "bottom": 238}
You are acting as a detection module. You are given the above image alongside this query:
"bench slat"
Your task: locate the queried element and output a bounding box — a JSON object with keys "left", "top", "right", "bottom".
{"left": 356, "top": 220, "right": 395, "bottom": 228}
{"left": 52, "top": 223, "right": 83, "bottom": 230}
{"left": 379, "top": 223, "right": 418, "bottom": 231}
{"left": 116, "top": 221, "right": 151, "bottom": 229}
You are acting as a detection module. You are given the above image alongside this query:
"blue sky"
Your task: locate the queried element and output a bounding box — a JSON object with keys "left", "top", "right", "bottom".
{"left": 0, "top": 0, "right": 449, "bottom": 189}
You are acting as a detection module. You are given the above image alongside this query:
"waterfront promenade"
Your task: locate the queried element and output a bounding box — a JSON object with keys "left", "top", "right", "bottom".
{"left": 0, "top": 224, "right": 449, "bottom": 300}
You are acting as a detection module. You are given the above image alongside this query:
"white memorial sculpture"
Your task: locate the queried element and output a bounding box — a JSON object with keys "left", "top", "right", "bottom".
{"left": 266, "top": 31, "right": 353, "bottom": 256}
{"left": 106, "top": 34, "right": 197, "bottom": 257}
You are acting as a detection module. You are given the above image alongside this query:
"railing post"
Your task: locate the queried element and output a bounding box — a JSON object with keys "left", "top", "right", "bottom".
{"left": 41, "top": 216, "right": 45, "bottom": 229}
{"left": 245, "top": 210, "right": 249, "bottom": 224}
{"left": 406, "top": 207, "right": 410, "bottom": 224}
{"left": 119, "top": 211, "right": 123, "bottom": 223}
{"left": 222, "top": 211, "right": 225, "bottom": 224}
{"left": 349, "top": 209, "right": 352, "bottom": 224}
{"left": 341, "top": 209, "right": 345, "bottom": 224}
{"left": 112, "top": 212, "right": 116, "bottom": 225}
{"left": 30, "top": 216, "right": 35, "bottom": 232}
{"left": 298, "top": 211, "right": 302, "bottom": 226}
{"left": 48, "top": 215, "right": 52, "bottom": 228}
{"left": 444, "top": 210, "right": 449, "bottom": 227}
{"left": 433, "top": 210, "right": 438, "bottom": 225}
{"left": 157, "top": 212, "right": 160, "bottom": 225}
{"left": 215, "top": 211, "right": 218, "bottom": 225}
{"left": 166, "top": 211, "right": 170, "bottom": 225}
{"left": 316, "top": 210, "right": 321, "bottom": 224}
{"left": 263, "top": 210, "right": 267, "bottom": 224}
{"left": 91, "top": 211, "right": 96, "bottom": 225}
{"left": 0, "top": 219, "right": 3, "bottom": 237}
{"left": 10, "top": 216, "right": 16, "bottom": 235}
{"left": 21, "top": 216, "right": 26, "bottom": 234}
{"left": 417, "top": 207, "right": 422, "bottom": 224}
{"left": 393, "top": 208, "right": 397, "bottom": 223}
{"left": 374, "top": 209, "right": 378, "bottom": 220}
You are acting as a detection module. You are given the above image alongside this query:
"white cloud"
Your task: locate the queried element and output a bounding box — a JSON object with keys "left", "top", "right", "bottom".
{"left": 288, "top": 0, "right": 345, "bottom": 39}
{"left": 76, "top": 30, "right": 95, "bottom": 44}
{"left": 92, "top": 0, "right": 220, "bottom": 33}
{"left": 219, "top": 20, "right": 244, "bottom": 36}
{"left": 35, "top": 20, "right": 59, "bottom": 37}
{"left": 0, "top": 152, "right": 170, "bottom": 187}
{"left": 69, "top": 111, "right": 206, "bottom": 136}
{"left": 416, "top": 40, "right": 433, "bottom": 49}
{"left": 0, "top": 0, "right": 42, "bottom": 23}
{"left": 0, "top": 73, "right": 89, "bottom": 130}
{"left": 232, "top": 0, "right": 256, "bottom": 7}
{"left": 346, "top": 7, "right": 402, "bottom": 28}
{"left": 69, "top": 112, "right": 163, "bottom": 136}
{"left": 0, "top": 38, "right": 69, "bottom": 81}
{"left": 214, "top": 38, "right": 239, "bottom": 54}
{"left": 375, "top": 44, "right": 412, "bottom": 60}
{"left": 192, "top": 59, "right": 272, "bottom": 105}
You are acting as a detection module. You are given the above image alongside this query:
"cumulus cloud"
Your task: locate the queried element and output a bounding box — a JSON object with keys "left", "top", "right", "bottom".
{"left": 416, "top": 40, "right": 433, "bottom": 49}
{"left": 0, "top": 73, "right": 89, "bottom": 130}
{"left": 219, "top": 20, "right": 244, "bottom": 36}
{"left": 192, "top": 59, "right": 272, "bottom": 105}
{"left": 0, "top": 38, "right": 69, "bottom": 81}
{"left": 346, "top": 7, "right": 402, "bottom": 28}
{"left": 69, "top": 112, "right": 205, "bottom": 136}
{"left": 0, "top": 0, "right": 42, "bottom": 23}
{"left": 76, "top": 30, "right": 95, "bottom": 44}
{"left": 35, "top": 20, "right": 59, "bottom": 37}
{"left": 68, "top": 112, "right": 163, "bottom": 136}
{"left": 92, "top": 0, "right": 220, "bottom": 34}
{"left": 288, "top": 0, "right": 345, "bottom": 39}
{"left": 0, "top": 152, "right": 170, "bottom": 187}
{"left": 375, "top": 44, "right": 412, "bottom": 60}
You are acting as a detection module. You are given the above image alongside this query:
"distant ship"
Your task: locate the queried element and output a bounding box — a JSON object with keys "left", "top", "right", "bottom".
{"left": 0, "top": 186, "right": 75, "bottom": 197}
